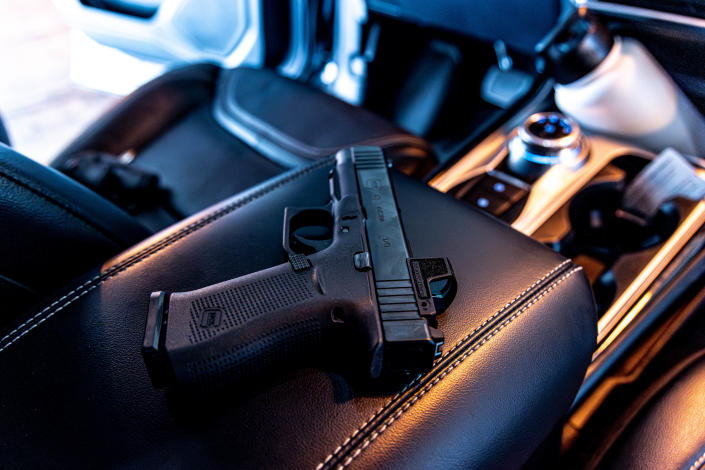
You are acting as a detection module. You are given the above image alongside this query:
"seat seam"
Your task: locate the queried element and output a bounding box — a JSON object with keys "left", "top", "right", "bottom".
{"left": 0, "top": 168, "right": 122, "bottom": 247}
{"left": 330, "top": 267, "right": 581, "bottom": 470}
{"left": 0, "top": 156, "right": 335, "bottom": 354}
{"left": 316, "top": 259, "right": 573, "bottom": 470}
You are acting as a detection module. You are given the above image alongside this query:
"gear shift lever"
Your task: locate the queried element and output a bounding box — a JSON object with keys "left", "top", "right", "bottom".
{"left": 546, "top": 14, "right": 705, "bottom": 157}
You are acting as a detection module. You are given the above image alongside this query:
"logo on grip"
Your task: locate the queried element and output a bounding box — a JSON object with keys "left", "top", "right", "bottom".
{"left": 199, "top": 308, "right": 223, "bottom": 328}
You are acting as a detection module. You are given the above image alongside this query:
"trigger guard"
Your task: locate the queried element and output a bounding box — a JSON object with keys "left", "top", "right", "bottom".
{"left": 283, "top": 203, "right": 334, "bottom": 256}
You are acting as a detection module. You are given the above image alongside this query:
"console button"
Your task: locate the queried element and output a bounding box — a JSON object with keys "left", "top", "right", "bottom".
{"left": 479, "top": 172, "right": 528, "bottom": 204}
{"left": 462, "top": 188, "right": 513, "bottom": 216}
{"left": 454, "top": 171, "right": 530, "bottom": 218}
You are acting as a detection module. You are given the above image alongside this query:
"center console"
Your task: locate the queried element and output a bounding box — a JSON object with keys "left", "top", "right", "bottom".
{"left": 430, "top": 104, "right": 705, "bottom": 404}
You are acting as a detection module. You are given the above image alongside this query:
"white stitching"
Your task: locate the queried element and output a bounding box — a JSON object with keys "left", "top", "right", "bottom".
{"left": 0, "top": 158, "right": 333, "bottom": 350}
{"left": 0, "top": 157, "right": 335, "bottom": 354}
{"left": 1, "top": 159, "right": 579, "bottom": 465}
{"left": 330, "top": 267, "right": 581, "bottom": 470}
{"left": 436, "top": 259, "right": 571, "bottom": 362}
{"left": 689, "top": 449, "right": 705, "bottom": 470}
{"left": 315, "top": 260, "right": 571, "bottom": 470}
{"left": 0, "top": 268, "right": 128, "bottom": 353}
{"left": 0, "top": 214, "right": 235, "bottom": 347}
{"left": 315, "top": 259, "right": 573, "bottom": 470}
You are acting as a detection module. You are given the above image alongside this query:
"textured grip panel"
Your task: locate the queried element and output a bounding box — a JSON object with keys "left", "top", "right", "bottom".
{"left": 187, "top": 271, "right": 314, "bottom": 345}
{"left": 183, "top": 318, "right": 323, "bottom": 385}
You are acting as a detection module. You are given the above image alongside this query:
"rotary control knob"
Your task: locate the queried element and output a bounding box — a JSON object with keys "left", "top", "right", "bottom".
{"left": 507, "top": 112, "right": 587, "bottom": 180}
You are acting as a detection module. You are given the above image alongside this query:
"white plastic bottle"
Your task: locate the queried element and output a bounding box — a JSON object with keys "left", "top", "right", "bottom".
{"left": 554, "top": 36, "right": 705, "bottom": 157}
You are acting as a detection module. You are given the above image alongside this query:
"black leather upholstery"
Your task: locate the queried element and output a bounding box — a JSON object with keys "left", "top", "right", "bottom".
{"left": 0, "top": 158, "right": 596, "bottom": 469}
{"left": 0, "top": 144, "right": 150, "bottom": 321}
{"left": 214, "top": 67, "right": 435, "bottom": 173}
{"left": 53, "top": 63, "right": 219, "bottom": 165}
{"left": 599, "top": 352, "right": 705, "bottom": 470}
{"left": 133, "top": 104, "right": 287, "bottom": 217}
{"left": 54, "top": 65, "right": 435, "bottom": 219}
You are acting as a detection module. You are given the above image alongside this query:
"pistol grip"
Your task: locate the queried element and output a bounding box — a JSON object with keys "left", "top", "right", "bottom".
{"left": 142, "top": 262, "right": 337, "bottom": 387}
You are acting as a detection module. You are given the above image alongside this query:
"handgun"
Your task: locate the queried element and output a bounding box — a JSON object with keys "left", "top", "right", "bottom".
{"left": 142, "top": 146, "right": 456, "bottom": 387}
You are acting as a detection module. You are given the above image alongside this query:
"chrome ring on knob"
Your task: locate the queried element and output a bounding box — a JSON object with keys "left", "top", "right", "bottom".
{"left": 508, "top": 112, "right": 588, "bottom": 178}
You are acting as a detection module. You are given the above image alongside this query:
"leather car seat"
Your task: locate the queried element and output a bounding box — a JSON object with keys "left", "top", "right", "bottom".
{"left": 0, "top": 153, "right": 597, "bottom": 469}
{"left": 598, "top": 351, "right": 705, "bottom": 470}
{"left": 0, "top": 143, "right": 150, "bottom": 321}
{"left": 52, "top": 64, "right": 435, "bottom": 228}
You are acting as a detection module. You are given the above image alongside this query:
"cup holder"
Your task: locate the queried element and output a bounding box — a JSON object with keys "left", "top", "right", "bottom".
{"left": 568, "top": 181, "right": 680, "bottom": 260}
{"left": 531, "top": 154, "right": 695, "bottom": 317}
{"left": 553, "top": 155, "right": 684, "bottom": 315}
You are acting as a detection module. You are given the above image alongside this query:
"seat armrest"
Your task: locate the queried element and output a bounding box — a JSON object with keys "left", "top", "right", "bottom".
{"left": 0, "top": 158, "right": 596, "bottom": 469}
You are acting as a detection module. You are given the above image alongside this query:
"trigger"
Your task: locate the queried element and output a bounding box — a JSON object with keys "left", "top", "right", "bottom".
{"left": 284, "top": 207, "right": 334, "bottom": 255}
{"left": 292, "top": 226, "right": 333, "bottom": 253}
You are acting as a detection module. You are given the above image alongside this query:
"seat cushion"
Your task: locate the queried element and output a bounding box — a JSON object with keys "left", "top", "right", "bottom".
{"left": 213, "top": 67, "right": 435, "bottom": 173}
{"left": 598, "top": 352, "right": 705, "bottom": 470}
{"left": 0, "top": 157, "right": 596, "bottom": 469}
{"left": 52, "top": 63, "right": 219, "bottom": 165}
{"left": 134, "top": 104, "right": 286, "bottom": 217}
{"left": 54, "top": 65, "right": 435, "bottom": 220}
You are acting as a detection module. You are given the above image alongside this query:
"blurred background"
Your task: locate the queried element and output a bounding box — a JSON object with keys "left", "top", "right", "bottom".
{"left": 0, "top": 0, "right": 268, "bottom": 163}
{"left": 0, "top": 0, "right": 161, "bottom": 163}
{"left": 0, "top": 0, "right": 556, "bottom": 165}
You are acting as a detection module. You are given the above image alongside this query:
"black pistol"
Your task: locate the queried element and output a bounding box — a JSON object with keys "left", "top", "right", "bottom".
{"left": 142, "top": 146, "right": 456, "bottom": 387}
